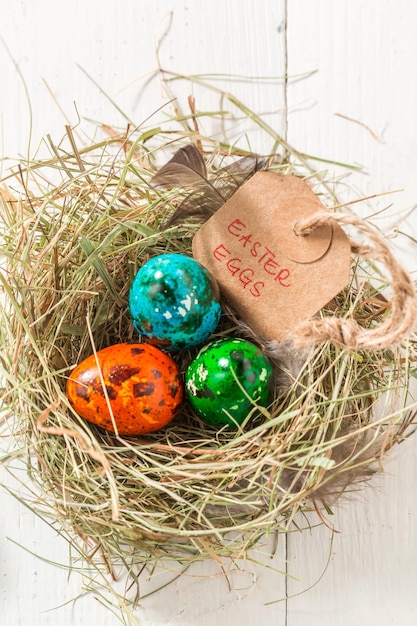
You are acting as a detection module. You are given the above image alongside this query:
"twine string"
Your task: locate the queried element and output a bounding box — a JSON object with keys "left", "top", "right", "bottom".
{"left": 291, "top": 211, "right": 417, "bottom": 350}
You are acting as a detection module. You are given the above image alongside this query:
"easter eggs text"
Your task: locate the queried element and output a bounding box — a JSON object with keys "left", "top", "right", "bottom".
{"left": 212, "top": 218, "right": 291, "bottom": 298}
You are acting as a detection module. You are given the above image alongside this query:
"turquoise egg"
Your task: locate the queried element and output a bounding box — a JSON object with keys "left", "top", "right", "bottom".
{"left": 185, "top": 338, "right": 273, "bottom": 428}
{"left": 129, "top": 253, "right": 221, "bottom": 350}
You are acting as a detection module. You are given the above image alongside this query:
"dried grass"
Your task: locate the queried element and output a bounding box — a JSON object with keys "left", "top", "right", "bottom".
{"left": 0, "top": 79, "right": 416, "bottom": 613}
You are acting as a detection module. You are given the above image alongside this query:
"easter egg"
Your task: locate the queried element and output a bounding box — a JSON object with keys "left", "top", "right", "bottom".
{"left": 185, "top": 338, "right": 273, "bottom": 428}
{"left": 66, "top": 343, "right": 183, "bottom": 435}
{"left": 128, "top": 253, "right": 221, "bottom": 350}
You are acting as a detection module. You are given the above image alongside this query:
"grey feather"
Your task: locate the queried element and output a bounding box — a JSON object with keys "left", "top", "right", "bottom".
{"left": 150, "top": 144, "right": 269, "bottom": 225}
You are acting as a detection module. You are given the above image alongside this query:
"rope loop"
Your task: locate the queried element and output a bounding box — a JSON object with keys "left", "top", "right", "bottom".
{"left": 291, "top": 211, "right": 417, "bottom": 350}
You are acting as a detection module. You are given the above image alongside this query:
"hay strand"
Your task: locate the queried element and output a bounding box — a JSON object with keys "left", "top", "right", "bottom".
{"left": 0, "top": 87, "right": 416, "bottom": 609}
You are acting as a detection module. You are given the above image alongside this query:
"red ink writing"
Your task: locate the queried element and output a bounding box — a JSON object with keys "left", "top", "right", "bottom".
{"left": 212, "top": 245, "right": 264, "bottom": 297}
{"left": 226, "top": 219, "right": 291, "bottom": 287}
{"left": 213, "top": 243, "right": 231, "bottom": 261}
{"left": 211, "top": 220, "right": 292, "bottom": 299}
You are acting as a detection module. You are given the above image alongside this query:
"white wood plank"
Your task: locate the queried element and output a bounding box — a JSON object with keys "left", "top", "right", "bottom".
{"left": 286, "top": 2, "right": 417, "bottom": 624}
{"left": 285, "top": 440, "right": 417, "bottom": 626}
{"left": 0, "top": 1, "right": 290, "bottom": 625}
{"left": 0, "top": 0, "right": 288, "bottom": 158}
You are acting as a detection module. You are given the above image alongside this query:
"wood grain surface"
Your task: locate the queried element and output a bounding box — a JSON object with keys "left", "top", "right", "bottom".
{"left": 1, "top": 1, "right": 416, "bottom": 624}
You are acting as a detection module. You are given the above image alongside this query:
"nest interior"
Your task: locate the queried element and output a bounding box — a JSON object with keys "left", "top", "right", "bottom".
{"left": 0, "top": 122, "right": 416, "bottom": 582}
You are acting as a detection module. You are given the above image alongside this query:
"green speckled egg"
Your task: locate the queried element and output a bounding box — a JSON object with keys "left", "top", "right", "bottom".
{"left": 185, "top": 338, "right": 273, "bottom": 428}
{"left": 129, "top": 253, "right": 221, "bottom": 351}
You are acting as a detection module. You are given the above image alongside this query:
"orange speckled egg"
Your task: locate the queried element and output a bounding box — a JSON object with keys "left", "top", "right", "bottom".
{"left": 66, "top": 343, "right": 184, "bottom": 435}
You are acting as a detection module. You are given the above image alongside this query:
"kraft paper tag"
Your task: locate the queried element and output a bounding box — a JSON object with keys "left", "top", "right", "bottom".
{"left": 192, "top": 172, "right": 352, "bottom": 342}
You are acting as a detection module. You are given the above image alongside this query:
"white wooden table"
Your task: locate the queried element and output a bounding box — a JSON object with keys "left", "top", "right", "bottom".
{"left": 1, "top": 1, "right": 417, "bottom": 624}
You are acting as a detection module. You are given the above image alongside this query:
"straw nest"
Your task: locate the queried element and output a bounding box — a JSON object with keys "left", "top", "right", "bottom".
{"left": 1, "top": 114, "right": 416, "bottom": 589}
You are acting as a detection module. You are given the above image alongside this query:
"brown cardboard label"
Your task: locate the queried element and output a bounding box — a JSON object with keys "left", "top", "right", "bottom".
{"left": 192, "top": 172, "right": 352, "bottom": 342}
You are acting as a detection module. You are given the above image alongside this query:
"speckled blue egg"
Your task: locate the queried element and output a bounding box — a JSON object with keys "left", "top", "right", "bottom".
{"left": 129, "top": 253, "right": 221, "bottom": 350}
{"left": 185, "top": 337, "right": 274, "bottom": 429}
